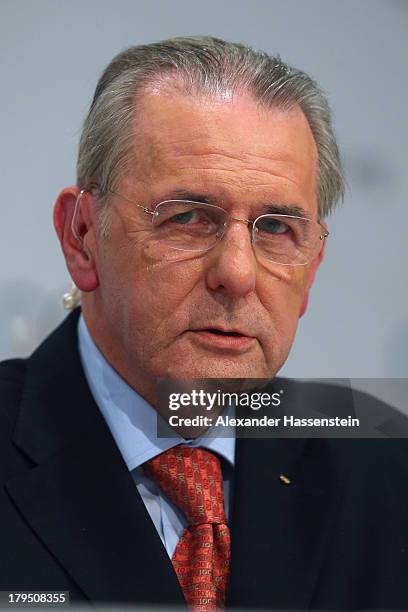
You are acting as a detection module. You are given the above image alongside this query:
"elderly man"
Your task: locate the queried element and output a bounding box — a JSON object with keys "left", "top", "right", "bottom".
{"left": 1, "top": 36, "right": 408, "bottom": 611}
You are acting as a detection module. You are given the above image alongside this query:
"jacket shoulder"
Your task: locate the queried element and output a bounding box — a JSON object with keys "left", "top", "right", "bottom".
{"left": 0, "top": 358, "right": 26, "bottom": 431}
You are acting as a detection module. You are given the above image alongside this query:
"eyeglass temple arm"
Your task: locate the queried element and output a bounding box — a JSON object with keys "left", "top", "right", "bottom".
{"left": 109, "top": 190, "right": 154, "bottom": 216}
{"left": 72, "top": 189, "right": 155, "bottom": 244}
{"left": 71, "top": 190, "right": 85, "bottom": 245}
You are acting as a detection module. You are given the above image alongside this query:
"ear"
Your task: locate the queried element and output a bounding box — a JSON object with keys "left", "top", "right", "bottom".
{"left": 298, "top": 227, "right": 328, "bottom": 318}
{"left": 53, "top": 186, "right": 99, "bottom": 292}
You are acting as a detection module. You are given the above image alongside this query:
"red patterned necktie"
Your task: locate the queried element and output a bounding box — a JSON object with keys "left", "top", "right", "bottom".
{"left": 143, "top": 445, "right": 231, "bottom": 611}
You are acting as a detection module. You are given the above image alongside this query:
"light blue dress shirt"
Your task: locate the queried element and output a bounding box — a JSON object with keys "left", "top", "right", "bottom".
{"left": 77, "top": 314, "right": 235, "bottom": 559}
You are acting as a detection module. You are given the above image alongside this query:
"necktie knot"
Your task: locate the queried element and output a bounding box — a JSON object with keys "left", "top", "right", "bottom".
{"left": 144, "top": 445, "right": 226, "bottom": 526}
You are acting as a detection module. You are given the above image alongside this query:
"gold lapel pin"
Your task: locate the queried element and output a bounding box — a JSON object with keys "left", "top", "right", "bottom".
{"left": 279, "top": 474, "right": 291, "bottom": 485}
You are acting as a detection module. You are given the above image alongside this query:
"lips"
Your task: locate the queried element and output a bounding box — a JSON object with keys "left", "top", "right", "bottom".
{"left": 188, "top": 326, "right": 256, "bottom": 351}
{"left": 202, "top": 328, "right": 244, "bottom": 337}
{"left": 193, "top": 326, "right": 253, "bottom": 337}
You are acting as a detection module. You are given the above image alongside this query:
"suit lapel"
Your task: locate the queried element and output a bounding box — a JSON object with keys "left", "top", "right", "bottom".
{"left": 7, "top": 310, "right": 184, "bottom": 605}
{"left": 228, "top": 436, "right": 338, "bottom": 610}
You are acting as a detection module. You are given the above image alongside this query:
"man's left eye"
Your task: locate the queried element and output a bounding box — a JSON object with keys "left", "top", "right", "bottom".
{"left": 257, "top": 218, "right": 290, "bottom": 235}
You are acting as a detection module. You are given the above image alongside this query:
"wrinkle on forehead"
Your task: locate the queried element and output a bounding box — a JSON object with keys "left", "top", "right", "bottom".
{"left": 126, "top": 85, "right": 318, "bottom": 208}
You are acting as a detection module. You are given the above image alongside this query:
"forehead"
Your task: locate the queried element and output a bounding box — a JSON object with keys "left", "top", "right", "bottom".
{"left": 126, "top": 85, "right": 318, "bottom": 212}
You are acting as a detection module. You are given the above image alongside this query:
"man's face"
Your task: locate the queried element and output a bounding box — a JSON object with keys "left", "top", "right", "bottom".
{"left": 81, "top": 87, "right": 321, "bottom": 402}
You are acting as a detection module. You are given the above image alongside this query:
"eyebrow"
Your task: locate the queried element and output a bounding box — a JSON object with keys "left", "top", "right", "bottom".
{"left": 159, "top": 190, "right": 311, "bottom": 219}
{"left": 160, "top": 190, "right": 215, "bottom": 205}
{"left": 263, "top": 204, "right": 310, "bottom": 218}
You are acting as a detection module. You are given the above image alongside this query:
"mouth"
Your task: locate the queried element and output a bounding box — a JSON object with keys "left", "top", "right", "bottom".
{"left": 204, "top": 328, "right": 241, "bottom": 336}
{"left": 188, "top": 327, "right": 256, "bottom": 351}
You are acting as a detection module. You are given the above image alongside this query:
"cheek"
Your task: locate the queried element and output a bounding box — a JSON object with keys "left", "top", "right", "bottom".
{"left": 104, "top": 248, "right": 204, "bottom": 334}
{"left": 261, "top": 264, "right": 309, "bottom": 308}
{"left": 260, "top": 269, "right": 309, "bottom": 340}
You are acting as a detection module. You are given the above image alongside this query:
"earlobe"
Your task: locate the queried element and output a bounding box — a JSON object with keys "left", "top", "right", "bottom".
{"left": 53, "top": 186, "right": 99, "bottom": 292}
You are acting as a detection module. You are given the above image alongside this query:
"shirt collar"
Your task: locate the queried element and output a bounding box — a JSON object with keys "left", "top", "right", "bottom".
{"left": 77, "top": 313, "right": 235, "bottom": 471}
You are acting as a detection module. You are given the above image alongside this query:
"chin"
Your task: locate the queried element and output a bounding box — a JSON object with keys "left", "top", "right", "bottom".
{"left": 163, "top": 355, "right": 273, "bottom": 381}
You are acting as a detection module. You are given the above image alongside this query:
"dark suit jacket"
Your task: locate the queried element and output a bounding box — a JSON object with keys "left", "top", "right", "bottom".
{"left": 1, "top": 308, "right": 408, "bottom": 610}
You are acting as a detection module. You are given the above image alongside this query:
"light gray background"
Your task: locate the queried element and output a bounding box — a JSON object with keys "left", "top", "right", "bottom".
{"left": 1, "top": 0, "right": 407, "bottom": 377}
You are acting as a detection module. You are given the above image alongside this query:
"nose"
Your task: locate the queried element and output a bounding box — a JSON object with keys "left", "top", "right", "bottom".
{"left": 205, "top": 219, "right": 257, "bottom": 297}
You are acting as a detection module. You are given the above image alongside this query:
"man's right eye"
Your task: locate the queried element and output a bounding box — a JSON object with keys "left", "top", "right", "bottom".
{"left": 169, "top": 210, "right": 198, "bottom": 224}
{"left": 154, "top": 203, "right": 221, "bottom": 236}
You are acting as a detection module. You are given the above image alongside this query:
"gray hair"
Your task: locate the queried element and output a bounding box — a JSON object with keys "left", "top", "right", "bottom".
{"left": 77, "top": 35, "right": 344, "bottom": 235}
